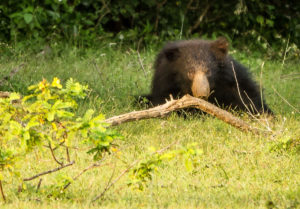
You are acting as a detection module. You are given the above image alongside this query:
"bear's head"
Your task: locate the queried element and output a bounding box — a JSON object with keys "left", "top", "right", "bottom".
{"left": 160, "top": 37, "right": 229, "bottom": 98}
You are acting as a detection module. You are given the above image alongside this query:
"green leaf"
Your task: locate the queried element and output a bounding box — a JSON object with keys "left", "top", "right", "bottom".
{"left": 83, "top": 109, "right": 95, "bottom": 122}
{"left": 22, "top": 94, "right": 35, "bottom": 102}
{"left": 184, "top": 158, "right": 193, "bottom": 172}
{"left": 53, "top": 100, "right": 73, "bottom": 109}
{"left": 56, "top": 110, "right": 74, "bottom": 118}
{"left": 47, "top": 111, "right": 55, "bottom": 121}
{"left": 256, "top": 15, "right": 264, "bottom": 26}
{"left": 28, "top": 84, "right": 38, "bottom": 91}
{"left": 195, "top": 149, "right": 204, "bottom": 155}
{"left": 24, "top": 13, "right": 33, "bottom": 24}
{"left": 23, "top": 131, "right": 30, "bottom": 140}
{"left": 25, "top": 118, "right": 40, "bottom": 130}
{"left": 266, "top": 19, "right": 274, "bottom": 27}
{"left": 9, "top": 92, "right": 21, "bottom": 101}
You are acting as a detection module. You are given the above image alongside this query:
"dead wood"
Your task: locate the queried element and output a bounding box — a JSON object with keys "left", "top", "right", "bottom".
{"left": 105, "top": 94, "right": 262, "bottom": 135}
{"left": 1, "top": 90, "right": 262, "bottom": 134}
{"left": 23, "top": 161, "right": 75, "bottom": 181}
{"left": 0, "top": 91, "right": 10, "bottom": 98}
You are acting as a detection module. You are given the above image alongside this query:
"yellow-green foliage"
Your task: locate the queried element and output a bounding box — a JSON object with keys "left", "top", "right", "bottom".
{"left": 0, "top": 78, "right": 119, "bottom": 184}
{"left": 0, "top": 44, "right": 299, "bottom": 208}
{"left": 0, "top": 78, "right": 204, "bottom": 203}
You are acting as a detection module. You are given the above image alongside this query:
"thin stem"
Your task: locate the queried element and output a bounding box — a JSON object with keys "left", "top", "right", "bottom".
{"left": 66, "top": 147, "right": 70, "bottom": 162}
{"left": 63, "top": 159, "right": 109, "bottom": 190}
{"left": 272, "top": 86, "right": 300, "bottom": 114}
{"left": 92, "top": 141, "right": 178, "bottom": 202}
{"left": 282, "top": 34, "right": 290, "bottom": 66}
{"left": 49, "top": 142, "right": 63, "bottom": 166}
{"left": 231, "top": 61, "right": 252, "bottom": 114}
{"left": 94, "top": 163, "right": 116, "bottom": 200}
{"left": 231, "top": 62, "right": 272, "bottom": 132}
{"left": 23, "top": 161, "right": 75, "bottom": 181}
{"left": 36, "top": 178, "right": 43, "bottom": 192}
{"left": 137, "top": 51, "right": 146, "bottom": 76}
{"left": 0, "top": 180, "right": 6, "bottom": 202}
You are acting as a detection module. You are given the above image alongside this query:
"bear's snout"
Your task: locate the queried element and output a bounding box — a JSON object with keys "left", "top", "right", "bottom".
{"left": 191, "top": 71, "right": 210, "bottom": 98}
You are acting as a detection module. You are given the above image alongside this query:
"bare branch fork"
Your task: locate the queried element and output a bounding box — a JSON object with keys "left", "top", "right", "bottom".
{"left": 23, "top": 161, "right": 75, "bottom": 181}
{"left": 105, "top": 94, "right": 263, "bottom": 135}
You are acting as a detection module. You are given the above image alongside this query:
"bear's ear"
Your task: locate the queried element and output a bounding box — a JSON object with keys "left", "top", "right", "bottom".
{"left": 164, "top": 46, "right": 180, "bottom": 61}
{"left": 210, "top": 37, "right": 229, "bottom": 60}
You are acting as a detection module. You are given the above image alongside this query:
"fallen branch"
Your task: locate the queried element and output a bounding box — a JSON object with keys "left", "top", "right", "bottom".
{"left": 2, "top": 90, "right": 263, "bottom": 135}
{"left": 105, "top": 94, "right": 263, "bottom": 135}
{"left": 0, "top": 91, "right": 10, "bottom": 98}
{"left": 23, "top": 161, "right": 75, "bottom": 181}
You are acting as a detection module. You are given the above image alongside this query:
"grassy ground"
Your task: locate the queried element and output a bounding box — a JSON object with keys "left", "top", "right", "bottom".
{"left": 0, "top": 41, "right": 299, "bottom": 209}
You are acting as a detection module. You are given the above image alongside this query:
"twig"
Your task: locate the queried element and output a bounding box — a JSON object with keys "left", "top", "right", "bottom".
{"left": 63, "top": 159, "right": 108, "bottom": 190}
{"left": 36, "top": 179, "right": 43, "bottom": 192}
{"left": 154, "top": 0, "right": 168, "bottom": 31}
{"left": 279, "top": 76, "right": 300, "bottom": 80}
{"left": 18, "top": 185, "right": 23, "bottom": 193}
{"left": 232, "top": 62, "right": 272, "bottom": 131}
{"left": 257, "top": 61, "right": 271, "bottom": 130}
{"left": 43, "top": 140, "right": 65, "bottom": 151}
{"left": 92, "top": 61, "right": 106, "bottom": 84}
{"left": 244, "top": 91, "right": 260, "bottom": 115}
{"left": 244, "top": 91, "right": 271, "bottom": 131}
{"left": 43, "top": 143, "right": 79, "bottom": 151}
{"left": 91, "top": 160, "right": 139, "bottom": 202}
{"left": 0, "top": 180, "right": 6, "bottom": 202}
{"left": 280, "top": 73, "right": 300, "bottom": 80}
{"left": 188, "top": 4, "right": 210, "bottom": 34}
{"left": 49, "top": 142, "right": 63, "bottom": 166}
{"left": 231, "top": 62, "right": 253, "bottom": 114}
{"left": 179, "top": 14, "right": 185, "bottom": 40}
{"left": 94, "top": 163, "right": 116, "bottom": 200}
{"left": 137, "top": 51, "right": 147, "bottom": 76}
{"left": 259, "top": 61, "right": 265, "bottom": 113}
{"left": 282, "top": 34, "right": 290, "bottom": 66}
{"left": 94, "top": 0, "right": 111, "bottom": 29}
{"left": 91, "top": 141, "right": 177, "bottom": 202}
{"left": 272, "top": 86, "right": 300, "bottom": 114}
{"left": 23, "top": 161, "right": 75, "bottom": 181}
{"left": 66, "top": 147, "right": 70, "bottom": 162}
{"left": 185, "top": 0, "right": 199, "bottom": 12}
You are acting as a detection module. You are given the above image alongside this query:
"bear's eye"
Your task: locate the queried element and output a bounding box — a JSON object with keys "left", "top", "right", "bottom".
{"left": 164, "top": 47, "right": 180, "bottom": 61}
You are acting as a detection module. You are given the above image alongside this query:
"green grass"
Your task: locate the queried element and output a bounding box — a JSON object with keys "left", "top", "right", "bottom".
{"left": 0, "top": 42, "right": 299, "bottom": 209}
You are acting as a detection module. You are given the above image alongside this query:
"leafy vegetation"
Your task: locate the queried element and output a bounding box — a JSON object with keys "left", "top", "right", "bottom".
{"left": 1, "top": 1, "right": 300, "bottom": 55}
{"left": 0, "top": 77, "right": 120, "bottom": 197}
{"left": 0, "top": 42, "right": 299, "bottom": 208}
{"left": 0, "top": 76, "right": 205, "bottom": 204}
{"left": 0, "top": 1, "right": 299, "bottom": 207}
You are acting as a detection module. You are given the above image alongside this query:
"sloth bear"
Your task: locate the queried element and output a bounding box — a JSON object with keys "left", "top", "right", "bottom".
{"left": 142, "top": 37, "right": 273, "bottom": 115}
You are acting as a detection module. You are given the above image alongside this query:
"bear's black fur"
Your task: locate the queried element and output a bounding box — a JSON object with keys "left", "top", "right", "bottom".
{"left": 142, "top": 37, "right": 273, "bottom": 115}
